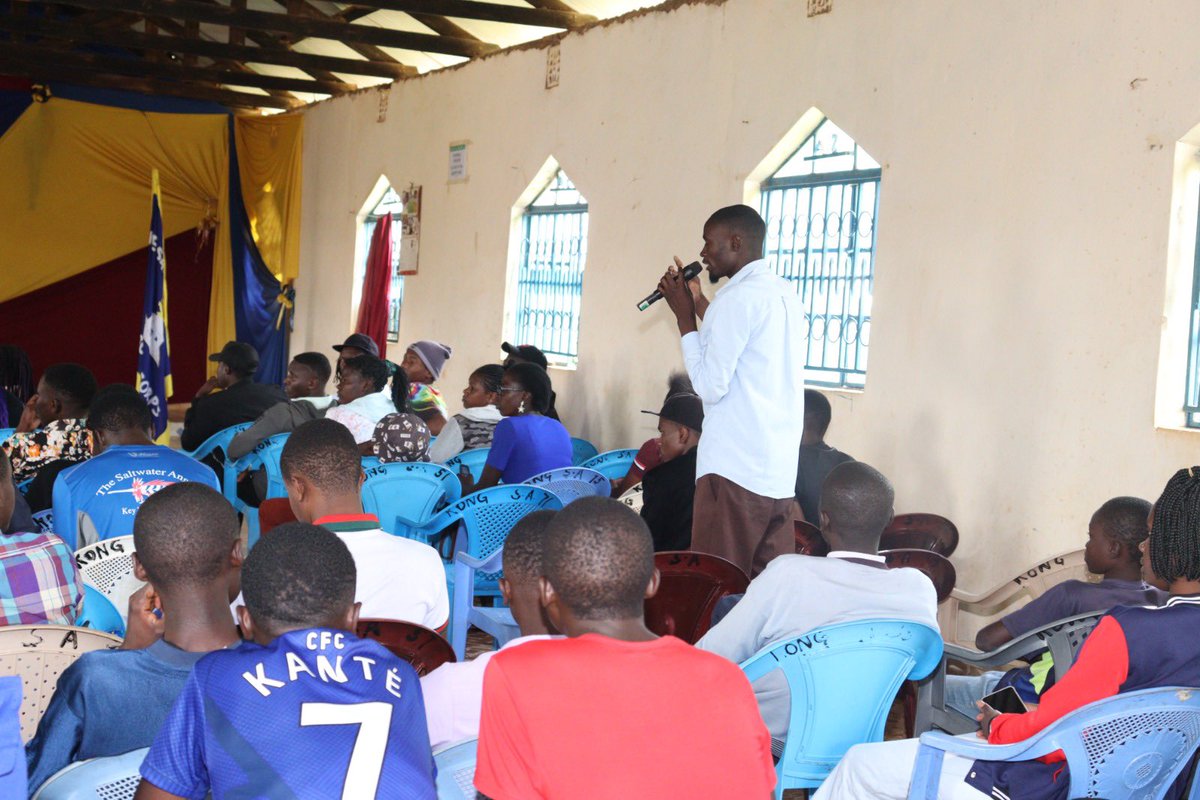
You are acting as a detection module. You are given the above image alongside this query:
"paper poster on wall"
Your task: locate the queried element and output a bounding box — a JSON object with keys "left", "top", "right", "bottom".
{"left": 448, "top": 141, "right": 468, "bottom": 182}
{"left": 399, "top": 184, "right": 421, "bottom": 275}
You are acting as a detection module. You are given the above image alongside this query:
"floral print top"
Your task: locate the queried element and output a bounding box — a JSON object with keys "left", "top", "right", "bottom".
{"left": 2, "top": 418, "right": 93, "bottom": 482}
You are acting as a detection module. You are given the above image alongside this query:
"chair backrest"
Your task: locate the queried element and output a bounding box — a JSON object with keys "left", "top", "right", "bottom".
{"left": 0, "top": 625, "right": 121, "bottom": 741}
{"left": 258, "top": 497, "right": 298, "bottom": 536}
{"left": 881, "top": 513, "right": 959, "bottom": 556}
{"left": 881, "top": 548, "right": 957, "bottom": 603}
{"left": 362, "top": 462, "right": 462, "bottom": 536}
{"left": 644, "top": 551, "right": 750, "bottom": 644}
{"left": 524, "top": 467, "right": 610, "bottom": 505}
{"left": 73, "top": 537, "right": 143, "bottom": 624}
{"left": 436, "top": 486, "right": 563, "bottom": 584}
{"left": 0, "top": 675, "right": 25, "bottom": 799}
{"left": 355, "top": 619, "right": 456, "bottom": 676}
{"left": 229, "top": 433, "right": 290, "bottom": 500}
{"left": 433, "top": 738, "right": 478, "bottom": 800}
{"left": 618, "top": 483, "right": 644, "bottom": 512}
{"left": 76, "top": 585, "right": 126, "bottom": 638}
{"left": 32, "top": 746, "right": 148, "bottom": 800}
{"left": 741, "top": 619, "right": 943, "bottom": 790}
{"left": 443, "top": 447, "right": 490, "bottom": 482}
{"left": 183, "top": 421, "right": 253, "bottom": 461}
{"left": 794, "top": 520, "right": 830, "bottom": 556}
{"left": 570, "top": 437, "right": 599, "bottom": 466}
{"left": 580, "top": 448, "right": 638, "bottom": 481}
{"left": 31, "top": 509, "right": 54, "bottom": 534}
{"left": 0, "top": 428, "right": 14, "bottom": 443}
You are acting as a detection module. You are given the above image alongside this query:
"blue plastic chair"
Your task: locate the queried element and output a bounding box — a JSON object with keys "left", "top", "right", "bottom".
{"left": 433, "top": 738, "right": 478, "bottom": 800}
{"left": 361, "top": 455, "right": 382, "bottom": 469}
{"left": 0, "top": 428, "right": 14, "bottom": 444}
{"left": 444, "top": 447, "right": 490, "bottom": 481}
{"left": 908, "top": 686, "right": 1200, "bottom": 800}
{"left": 580, "top": 448, "right": 639, "bottom": 481}
{"left": 449, "top": 546, "right": 521, "bottom": 660}
{"left": 570, "top": 437, "right": 599, "bottom": 466}
{"left": 31, "top": 746, "right": 147, "bottom": 799}
{"left": 361, "top": 461, "right": 462, "bottom": 538}
{"left": 525, "top": 467, "right": 611, "bottom": 505}
{"left": 15, "top": 478, "right": 32, "bottom": 496}
{"left": 224, "top": 433, "right": 289, "bottom": 550}
{"left": 31, "top": 509, "right": 53, "bottom": 533}
{"left": 183, "top": 421, "right": 252, "bottom": 460}
{"left": 0, "top": 675, "right": 25, "bottom": 800}
{"left": 740, "top": 619, "right": 943, "bottom": 798}
{"left": 76, "top": 585, "right": 126, "bottom": 638}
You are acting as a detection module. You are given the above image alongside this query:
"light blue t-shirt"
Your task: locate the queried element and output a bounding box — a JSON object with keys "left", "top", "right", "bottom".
{"left": 51, "top": 445, "right": 219, "bottom": 550}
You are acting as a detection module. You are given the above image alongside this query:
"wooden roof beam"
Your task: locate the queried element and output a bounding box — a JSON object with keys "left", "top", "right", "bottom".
{"left": 340, "top": 0, "right": 593, "bottom": 29}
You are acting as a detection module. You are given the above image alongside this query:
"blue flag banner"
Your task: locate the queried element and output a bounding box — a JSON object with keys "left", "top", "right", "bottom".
{"left": 137, "top": 169, "right": 173, "bottom": 440}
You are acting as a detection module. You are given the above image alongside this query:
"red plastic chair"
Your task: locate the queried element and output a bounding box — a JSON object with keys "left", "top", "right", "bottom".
{"left": 644, "top": 552, "right": 750, "bottom": 644}
{"left": 881, "top": 513, "right": 959, "bottom": 556}
{"left": 880, "top": 548, "right": 956, "bottom": 603}
{"left": 258, "top": 498, "right": 297, "bottom": 536}
{"left": 794, "top": 520, "right": 830, "bottom": 557}
{"left": 355, "top": 619, "right": 456, "bottom": 676}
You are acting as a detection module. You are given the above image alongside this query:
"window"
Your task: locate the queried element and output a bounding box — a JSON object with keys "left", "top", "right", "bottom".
{"left": 759, "top": 117, "right": 881, "bottom": 389}
{"left": 361, "top": 187, "right": 406, "bottom": 343}
{"left": 1185, "top": 198, "right": 1200, "bottom": 426}
{"left": 514, "top": 169, "right": 589, "bottom": 363}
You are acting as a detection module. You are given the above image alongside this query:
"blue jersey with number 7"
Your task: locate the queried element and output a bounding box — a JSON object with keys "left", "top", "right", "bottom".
{"left": 140, "top": 629, "right": 437, "bottom": 799}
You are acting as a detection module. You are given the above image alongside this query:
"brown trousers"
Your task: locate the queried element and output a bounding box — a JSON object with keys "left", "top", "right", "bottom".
{"left": 691, "top": 473, "right": 798, "bottom": 578}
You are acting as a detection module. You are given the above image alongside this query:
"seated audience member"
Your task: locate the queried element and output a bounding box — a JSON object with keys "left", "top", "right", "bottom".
{"left": 136, "top": 523, "right": 437, "bottom": 800}
{"left": 815, "top": 466, "right": 1200, "bottom": 800}
{"left": 400, "top": 340, "right": 453, "bottom": 436}
{"left": 461, "top": 363, "right": 571, "bottom": 493}
{"left": 2, "top": 450, "right": 37, "bottom": 533}
{"left": 324, "top": 355, "right": 397, "bottom": 445}
{"left": 421, "top": 510, "right": 558, "bottom": 749}
{"left": 475, "top": 497, "right": 775, "bottom": 798}
{"left": 331, "top": 332, "right": 379, "bottom": 377}
{"left": 0, "top": 344, "right": 34, "bottom": 427}
{"left": 225, "top": 352, "right": 334, "bottom": 461}
{"left": 795, "top": 389, "right": 854, "bottom": 523}
{"left": 0, "top": 451, "right": 81, "bottom": 625}
{"left": 2, "top": 362, "right": 97, "bottom": 482}
{"left": 26, "top": 483, "right": 241, "bottom": 794}
{"left": 179, "top": 342, "right": 287, "bottom": 453}
{"left": 428, "top": 364, "right": 504, "bottom": 463}
{"left": 696, "top": 461, "right": 938, "bottom": 747}
{"left": 944, "top": 496, "right": 1164, "bottom": 715}
{"left": 639, "top": 376, "right": 703, "bottom": 551}
{"left": 610, "top": 373, "right": 690, "bottom": 497}
{"left": 281, "top": 419, "right": 448, "bottom": 628}
{"left": 372, "top": 367, "right": 432, "bottom": 463}
{"left": 53, "top": 386, "right": 219, "bottom": 550}
{"left": 501, "top": 342, "right": 560, "bottom": 421}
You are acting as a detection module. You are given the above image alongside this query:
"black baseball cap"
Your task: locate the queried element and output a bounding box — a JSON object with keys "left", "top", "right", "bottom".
{"left": 332, "top": 333, "right": 380, "bottom": 357}
{"left": 642, "top": 392, "right": 704, "bottom": 433}
{"left": 208, "top": 341, "right": 260, "bottom": 375}
{"left": 501, "top": 342, "right": 548, "bottom": 370}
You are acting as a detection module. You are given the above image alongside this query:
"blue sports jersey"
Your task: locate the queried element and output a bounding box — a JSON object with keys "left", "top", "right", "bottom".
{"left": 140, "top": 629, "right": 437, "bottom": 800}
{"left": 51, "top": 445, "right": 219, "bottom": 549}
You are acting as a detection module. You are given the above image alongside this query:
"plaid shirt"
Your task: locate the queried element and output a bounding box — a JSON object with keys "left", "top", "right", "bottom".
{"left": 2, "top": 418, "right": 93, "bottom": 482}
{"left": 0, "top": 532, "right": 83, "bottom": 626}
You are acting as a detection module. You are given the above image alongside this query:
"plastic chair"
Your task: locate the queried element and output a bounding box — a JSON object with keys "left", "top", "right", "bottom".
{"left": 618, "top": 483, "right": 644, "bottom": 512}
{"left": 0, "top": 625, "right": 121, "bottom": 741}
{"left": 361, "top": 461, "right": 462, "bottom": 538}
{"left": 570, "top": 437, "right": 599, "bottom": 466}
{"left": 908, "top": 686, "right": 1200, "bottom": 800}
{"left": 74, "top": 536, "right": 143, "bottom": 625}
{"left": 444, "top": 447, "right": 490, "bottom": 482}
{"left": 0, "top": 675, "right": 25, "bottom": 799}
{"left": 32, "top": 746, "right": 148, "bottom": 800}
{"left": 644, "top": 551, "right": 750, "bottom": 644}
{"left": 937, "top": 547, "right": 1091, "bottom": 647}
{"left": 76, "top": 585, "right": 126, "bottom": 638}
{"left": 741, "top": 619, "right": 943, "bottom": 798}
{"left": 794, "top": 519, "right": 830, "bottom": 556}
{"left": 524, "top": 467, "right": 610, "bottom": 505}
{"left": 225, "top": 432, "right": 289, "bottom": 550}
{"left": 448, "top": 547, "right": 521, "bottom": 660}
{"left": 16, "top": 477, "right": 32, "bottom": 496}
{"left": 31, "top": 509, "right": 54, "bottom": 533}
{"left": 355, "top": 619, "right": 455, "bottom": 676}
{"left": 580, "top": 448, "right": 638, "bottom": 481}
{"left": 183, "top": 421, "right": 253, "bottom": 460}
{"left": 0, "top": 427, "right": 14, "bottom": 443}
{"left": 881, "top": 549, "right": 957, "bottom": 603}
{"left": 882, "top": 513, "right": 959, "bottom": 556}
{"left": 258, "top": 497, "right": 297, "bottom": 535}
{"left": 433, "top": 738, "right": 478, "bottom": 800}
{"left": 915, "top": 609, "right": 1104, "bottom": 736}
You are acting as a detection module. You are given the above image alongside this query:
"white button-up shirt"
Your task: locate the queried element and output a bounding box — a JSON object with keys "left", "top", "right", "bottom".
{"left": 680, "top": 258, "right": 805, "bottom": 499}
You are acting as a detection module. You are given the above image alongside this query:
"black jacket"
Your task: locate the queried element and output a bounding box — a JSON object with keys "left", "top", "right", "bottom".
{"left": 180, "top": 379, "right": 287, "bottom": 452}
{"left": 640, "top": 448, "right": 698, "bottom": 552}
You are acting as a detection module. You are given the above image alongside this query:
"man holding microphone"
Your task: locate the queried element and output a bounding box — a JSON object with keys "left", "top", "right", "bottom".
{"left": 656, "top": 204, "right": 804, "bottom": 577}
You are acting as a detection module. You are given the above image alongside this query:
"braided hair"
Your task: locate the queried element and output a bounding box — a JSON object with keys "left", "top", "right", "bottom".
{"left": 1150, "top": 467, "right": 1200, "bottom": 582}
{"left": 388, "top": 364, "right": 411, "bottom": 413}
{"left": 0, "top": 345, "right": 33, "bottom": 402}
{"left": 472, "top": 364, "right": 505, "bottom": 395}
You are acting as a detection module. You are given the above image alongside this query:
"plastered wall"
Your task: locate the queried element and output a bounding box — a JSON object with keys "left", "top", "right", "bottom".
{"left": 295, "top": 0, "right": 1200, "bottom": 588}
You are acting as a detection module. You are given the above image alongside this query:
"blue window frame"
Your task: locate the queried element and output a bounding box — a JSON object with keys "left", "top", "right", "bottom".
{"left": 362, "top": 187, "right": 406, "bottom": 343}
{"left": 759, "top": 117, "right": 881, "bottom": 389}
{"left": 514, "top": 170, "right": 588, "bottom": 362}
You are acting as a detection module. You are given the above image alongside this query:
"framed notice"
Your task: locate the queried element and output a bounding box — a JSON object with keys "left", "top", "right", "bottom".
{"left": 398, "top": 184, "right": 421, "bottom": 275}
{"left": 449, "top": 141, "right": 468, "bottom": 182}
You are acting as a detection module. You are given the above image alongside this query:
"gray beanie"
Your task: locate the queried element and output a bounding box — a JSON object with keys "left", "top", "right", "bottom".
{"left": 407, "top": 340, "right": 453, "bottom": 381}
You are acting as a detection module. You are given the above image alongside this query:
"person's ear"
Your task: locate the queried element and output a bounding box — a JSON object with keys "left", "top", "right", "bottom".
{"left": 229, "top": 538, "right": 245, "bottom": 569}
{"left": 236, "top": 605, "right": 255, "bottom": 639}
{"left": 538, "top": 576, "right": 554, "bottom": 608}
{"left": 132, "top": 553, "right": 148, "bottom": 582}
{"left": 343, "top": 601, "right": 362, "bottom": 633}
{"left": 357, "top": 468, "right": 366, "bottom": 489}
{"left": 644, "top": 566, "right": 661, "bottom": 600}
{"left": 818, "top": 509, "right": 830, "bottom": 531}
{"left": 1107, "top": 535, "right": 1121, "bottom": 559}
{"left": 498, "top": 577, "right": 513, "bottom": 606}
{"left": 730, "top": 232, "right": 742, "bottom": 252}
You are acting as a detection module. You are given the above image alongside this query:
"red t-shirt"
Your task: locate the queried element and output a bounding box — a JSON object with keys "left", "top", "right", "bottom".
{"left": 474, "top": 633, "right": 775, "bottom": 799}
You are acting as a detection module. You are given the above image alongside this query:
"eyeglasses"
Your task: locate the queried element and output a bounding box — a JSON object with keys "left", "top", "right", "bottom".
{"left": 498, "top": 385, "right": 524, "bottom": 393}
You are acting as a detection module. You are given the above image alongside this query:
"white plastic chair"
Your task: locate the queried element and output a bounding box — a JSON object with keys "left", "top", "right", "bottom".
{"left": 73, "top": 537, "right": 144, "bottom": 625}
{"left": 618, "top": 483, "right": 644, "bottom": 513}
{"left": 32, "top": 746, "right": 148, "bottom": 800}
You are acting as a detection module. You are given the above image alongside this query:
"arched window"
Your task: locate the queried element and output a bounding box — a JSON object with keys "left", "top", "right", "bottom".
{"left": 514, "top": 169, "right": 588, "bottom": 363}
{"left": 759, "top": 117, "right": 881, "bottom": 389}
{"left": 361, "top": 187, "right": 406, "bottom": 342}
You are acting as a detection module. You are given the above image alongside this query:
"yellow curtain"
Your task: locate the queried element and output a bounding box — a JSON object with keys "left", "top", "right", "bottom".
{"left": 234, "top": 114, "right": 303, "bottom": 284}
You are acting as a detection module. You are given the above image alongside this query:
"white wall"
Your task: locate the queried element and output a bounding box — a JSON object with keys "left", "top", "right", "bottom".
{"left": 295, "top": 0, "right": 1200, "bottom": 588}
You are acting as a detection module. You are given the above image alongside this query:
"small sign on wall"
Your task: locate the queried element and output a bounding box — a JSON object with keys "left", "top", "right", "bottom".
{"left": 399, "top": 184, "right": 421, "bottom": 275}
{"left": 449, "top": 141, "right": 468, "bottom": 182}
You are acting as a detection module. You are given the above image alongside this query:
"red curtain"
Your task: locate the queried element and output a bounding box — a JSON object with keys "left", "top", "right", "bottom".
{"left": 356, "top": 213, "right": 392, "bottom": 359}
{"left": 0, "top": 230, "right": 214, "bottom": 394}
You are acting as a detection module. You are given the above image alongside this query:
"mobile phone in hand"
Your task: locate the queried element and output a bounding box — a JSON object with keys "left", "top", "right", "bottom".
{"left": 981, "top": 685, "right": 1028, "bottom": 715}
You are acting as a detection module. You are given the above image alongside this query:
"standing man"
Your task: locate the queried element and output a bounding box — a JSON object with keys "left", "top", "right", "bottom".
{"left": 657, "top": 204, "right": 804, "bottom": 577}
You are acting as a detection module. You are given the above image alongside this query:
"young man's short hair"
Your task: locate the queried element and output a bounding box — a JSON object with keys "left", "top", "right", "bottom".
{"left": 242, "top": 522, "right": 356, "bottom": 631}
{"left": 43, "top": 363, "right": 98, "bottom": 410}
{"left": 133, "top": 483, "right": 239, "bottom": 586}
{"left": 705, "top": 204, "right": 767, "bottom": 247}
{"left": 292, "top": 352, "right": 332, "bottom": 385}
{"left": 819, "top": 461, "right": 894, "bottom": 542}
{"left": 543, "top": 497, "right": 654, "bottom": 619}
{"left": 804, "top": 389, "right": 833, "bottom": 436}
{"left": 1095, "top": 496, "right": 1153, "bottom": 555}
{"left": 280, "top": 418, "right": 361, "bottom": 495}
{"left": 86, "top": 384, "right": 153, "bottom": 433}
{"left": 503, "top": 510, "right": 557, "bottom": 584}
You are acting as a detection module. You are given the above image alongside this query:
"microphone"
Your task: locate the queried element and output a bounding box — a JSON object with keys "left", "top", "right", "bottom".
{"left": 637, "top": 261, "right": 702, "bottom": 311}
